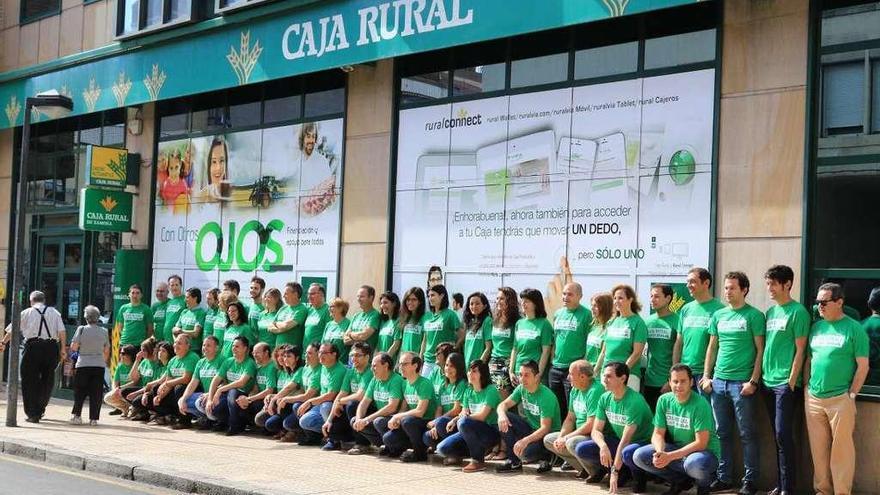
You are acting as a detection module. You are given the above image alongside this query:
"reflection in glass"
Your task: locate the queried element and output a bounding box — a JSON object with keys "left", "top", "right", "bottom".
{"left": 263, "top": 96, "right": 301, "bottom": 124}
{"left": 96, "top": 232, "right": 121, "bottom": 264}
{"left": 453, "top": 64, "right": 506, "bottom": 96}
{"left": 510, "top": 52, "right": 569, "bottom": 88}
{"left": 146, "top": 0, "right": 163, "bottom": 27}
{"left": 644, "top": 29, "right": 716, "bottom": 70}
{"left": 305, "top": 88, "right": 345, "bottom": 117}
{"left": 574, "top": 42, "right": 639, "bottom": 79}
{"left": 123, "top": 0, "right": 140, "bottom": 33}
{"left": 42, "top": 244, "right": 60, "bottom": 267}
{"left": 65, "top": 244, "right": 83, "bottom": 270}
{"left": 401, "top": 72, "right": 449, "bottom": 105}
{"left": 169, "top": 0, "right": 190, "bottom": 20}
{"left": 40, "top": 273, "right": 58, "bottom": 308}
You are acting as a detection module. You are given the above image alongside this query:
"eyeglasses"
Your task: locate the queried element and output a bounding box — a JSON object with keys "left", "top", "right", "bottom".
{"left": 399, "top": 361, "right": 413, "bottom": 366}
{"left": 351, "top": 353, "right": 366, "bottom": 358}
{"left": 815, "top": 298, "right": 839, "bottom": 306}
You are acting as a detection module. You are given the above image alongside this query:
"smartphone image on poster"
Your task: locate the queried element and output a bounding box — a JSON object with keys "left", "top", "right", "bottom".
{"left": 558, "top": 136, "right": 597, "bottom": 175}
{"left": 592, "top": 132, "right": 627, "bottom": 189}
{"left": 477, "top": 130, "right": 556, "bottom": 199}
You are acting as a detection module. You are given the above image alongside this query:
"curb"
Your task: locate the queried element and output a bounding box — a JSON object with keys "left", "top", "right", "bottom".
{"left": 0, "top": 437, "right": 270, "bottom": 495}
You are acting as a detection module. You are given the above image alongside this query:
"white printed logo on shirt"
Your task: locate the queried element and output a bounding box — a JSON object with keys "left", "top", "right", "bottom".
{"left": 607, "top": 324, "right": 631, "bottom": 339}
{"left": 647, "top": 325, "right": 672, "bottom": 340}
{"left": 665, "top": 412, "right": 691, "bottom": 430}
{"left": 404, "top": 324, "right": 422, "bottom": 335}
{"left": 716, "top": 319, "right": 747, "bottom": 333}
{"left": 492, "top": 327, "right": 511, "bottom": 338}
{"left": 766, "top": 318, "right": 788, "bottom": 332}
{"left": 605, "top": 410, "right": 629, "bottom": 427}
{"left": 555, "top": 319, "right": 578, "bottom": 333}
{"left": 522, "top": 398, "right": 540, "bottom": 416}
{"left": 683, "top": 316, "right": 711, "bottom": 329}
{"left": 124, "top": 312, "right": 145, "bottom": 322}
{"left": 812, "top": 334, "right": 846, "bottom": 348}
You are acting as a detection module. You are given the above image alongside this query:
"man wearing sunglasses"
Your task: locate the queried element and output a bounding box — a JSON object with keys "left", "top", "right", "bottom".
{"left": 804, "top": 283, "right": 869, "bottom": 495}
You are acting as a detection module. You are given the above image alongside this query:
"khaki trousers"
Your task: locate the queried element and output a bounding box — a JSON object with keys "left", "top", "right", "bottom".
{"left": 543, "top": 431, "right": 590, "bottom": 473}
{"left": 805, "top": 392, "right": 856, "bottom": 495}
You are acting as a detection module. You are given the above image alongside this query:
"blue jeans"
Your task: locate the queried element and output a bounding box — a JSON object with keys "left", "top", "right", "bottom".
{"left": 574, "top": 435, "right": 644, "bottom": 475}
{"left": 185, "top": 392, "right": 206, "bottom": 419}
{"left": 422, "top": 416, "right": 454, "bottom": 450}
{"left": 282, "top": 401, "right": 305, "bottom": 432}
{"left": 264, "top": 404, "right": 292, "bottom": 433}
{"left": 761, "top": 384, "right": 801, "bottom": 492}
{"left": 500, "top": 412, "right": 552, "bottom": 465}
{"left": 227, "top": 389, "right": 260, "bottom": 432}
{"left": 203, "top": 392, "right": 229, "bottom": 425}
{"left": 300, "top": 402, "right": 333, "bottom": 433}
{"left": 693, "top": 373, "right": 709, "bottom": 398}
{"left": 382, "top": 416, "right": 429, "bottom": 456}
{"left": 711, "top": 378, "right": 759, "bottom": 484}
{"left": 355, "top": 415, "right": 390, "bottom": 447}
{"left": 448, "top": 416, "right": 500, "bottom": 462}
{"left": 345, "top": 402, "right": 376, "bottom": 446}
{"left": 633, "top": 443, "right": 718, "bottom": 488}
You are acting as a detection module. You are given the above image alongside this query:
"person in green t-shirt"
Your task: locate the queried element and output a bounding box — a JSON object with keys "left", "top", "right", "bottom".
{"left": 421, "top": 284, "right": 463, "bottom": 374}
{"left": 423, "top": 352, "right": 466, "bottom": 454}
{"left": 150, "top": 283, "right": 169, "bottom": 341}
{"left": 585, "top": 293, "right": 613, "bottom": 367}
{"left": 349, "top": 352, "right": 405, "bottom": 455}
{"left": 510, "top": 288, "right": 553, "bottom": 385}
{"left": 382, "top": 352, "right": 437, "bottom": 461}
{"left": 212, "top": 290, "right": 235, "bottom": 343}
{"left": 246, "top": 276, "right": 266, "bottom": 336}
{"left": 295, "top": 342, "right": 347, "bottom": 448}
{"left": 104, "top": 344, "right": 138, "bottom": 415}
{"left": 174, "top": 288, "right": 207, "bottom": 355}
{"left": 643, "top": 284, "right": 680, "bottom": 410}
{"left": 161, "top": 275, "right": 186, "bottom": 344}
{"left": 118, "top": 284, "right": 154, "bottom": 347}
{"left": 462, "top": 292, "right": 493, "bottom": 369}
{"left": 261, "top": 344, "right": 305, "bottom": 438}
{"left": 804, "top": 283, "right": 869, "bottom": 495}
{"left": 699, "top": 271, "right": 765, "bottom": 493}
{"left": 152, "top": 334, "right": 199, "bottom": 424}
{"left": 574, "top": 361, "right": 652, "bottom": 491}
{"left": 496, "top": 359, "right": 561, "bottom": 473}
{"left": 269, "top": 282, "right": 308, "bottom": 348}
{"left": 376, "top": 292, "right": 402, "bottom": 360}
{"left": 633, "top": 364, "right": 720, "bottom": 495}
{"left": 221, "top": 302, "right": 255, "bottom": 359}
{"left": 673, "top": 267, "right": 725, "bottom": 394}
{"left": 323, "top": 298, "right": 352, "bottom": 364}
{"left": 278, "top": 341, "right": 322, "bottom": 442}
{"left": 344, "top": 286, "right": 381, "bottom": 352}
{"left": 202, "top": 289, "right": 221, "bottom": 343}
{"left": 490, "top": 287, "right": 520, "bottom": 398}
{"left": 205, "top": 335, "right": 257, "bottom": 433}
{"left": 760, "top": 265, "right": 811, "bottom": 495}
{"left": 255, "top": 288, "right": 282, "bottom": 348}
{"left": 322, "top": 341, "right": 374, "bottom": 445}
{"left": 399, "top": 287, "right": 427, "bottom": 359}
{"left": 224, "top": 342, "right": 275, "bottom": 435}
{"left": 597, "top": 284, "right": 648, "bottom": 389}
{"left": 126, "top": 339, "right": 169, "bottom": 421}
{"left": 176, "top": 335, "right": 223, "bottom": 429}
{"left": 303, "top": 283, "right": 331, "bottom": 356}
{"left": 434, "top": 358, "right": 502, "bottom": 472}
{"left": 549, "top": 282, "right": 592, "bottom": 420}
{"left": 863, "top": 287, "right": 880, "bottom": 386}
{"left": 542, "top": 359, "right": 605, "bottom": 477}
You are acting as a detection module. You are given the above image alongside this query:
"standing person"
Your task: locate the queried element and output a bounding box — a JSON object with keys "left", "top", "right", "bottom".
{"left": 586, "top": 293, "right": 613, "bottom": 367}
{"left": 323, "top": 298, "right": 352, "bottom": 364}
{"left": 761, "top": 265, "right": 810, "bottom": 495}
{"left": 550, "top": 282, "right": 592, "bottom": 419}
{"left": 0, "top": 291, "right": 66, "bottom": 423}
{"left": 345, "top": 286, "right": 381, "bottom": 351}
{"left": 69, "top": 306, "right": 110, "bottom": 426}
{"left": 462, "top": 292, "right": 493, "bottom": 368}
{"left": 255, "top": 288, "right": 282, "bottom": 348}
{"left": 213, "top": 290, "right": 237, "bottom": 343}
{"left": 597, "top": 285, "right": 647, "bottom": 391}
{"left": 376, "top": 292, "right": 402, "bottom": 360}
{"left": 150, "top": 283, "right": 170, "bottom": 340}
{"left": 174, "top": 288, "right": 206, "bottom": 355}
{"left": 495, "top": 359, "right": 561, "bottom": 473}
{"left": 427, "top": 266, "right": 443, "bottom": 292}
{"left": 863, "top": 288, "right": 880, "bottom": 386}
{"left": 270, "top": 282, "right": 308, "bottom": 348}
{"left": 221, "top": 302, "right": 253, "bottom": 359}
{"left": 452, "top": 293, "right": 465, "bottom": 321}
{"left": 349, "top": 353, "right": 405, "bottom": 455}
{"left": 699, "top": 271, "right": 765, "bottom": 495}
{"left": 296, "top": 342, "right": 347, "bottom": 447}
{"left": 674, "top": 268, "right": 725, "bottom": 392}
{"left": 303, "top": 283, "right": 331, "bottom": 355}
{"left": 398, "top": 287, "right": 426, "bottom": 359}
{"left": 383, "top": 352, "right": 438, "bottom": 462}
{"left": 644, "top": 284, "right": 680, "bottom": 410}
{"left": 247, "top": 277, "right": 266, "bottom": 335}
{"left": 804, "top": 283, "right": 869, "bottom": 495}
{"left": 222, "top": 280, "right": 242, "bottom": 299}
{"left": 202, "top": 289, "right": 222, "bottom": 343}
{"left": 542, "top": 359, "right": 605, "bottom": 478}
{"left": 633, "top": 364, "right": 720, "bottom": 495}
{"left": 510, "top": 288, "right": 553, "bottom": 385}
{"left": 161, "top": 275, "right": 186, "bottom": 344}
{"left": 574, "top": 362, "right": 652, "bottom": 492}
{"left": 490, "top": 287, "right": 520, "bottom": 398}
{"left": 117, "top": 285, "right": 154, "bottom": 347}
{"left": 104, "top": 345, "right": 138, "bottom": 416}
{"left": 421, "top": 284, "right": 462, "bottom": 377}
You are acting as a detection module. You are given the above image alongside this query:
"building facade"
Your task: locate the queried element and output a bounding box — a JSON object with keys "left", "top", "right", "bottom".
{"left": 0, "top": 0, "right": 878, "bottom": 490}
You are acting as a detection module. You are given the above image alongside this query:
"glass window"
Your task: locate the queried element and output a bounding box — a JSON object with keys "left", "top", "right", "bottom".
{"left": 228, "top": 102, "right": 261, "bottom": 128}
{"left": 401, "top": 72, "right": 449, "bottom": 105}
{"left": 145, "top": 0, "right": 162, "bottom": 27}
{"left": 644, "top": 29, "right": 716, "bottom": 69}
{"left": 872, "top": 61, "right": 880, "bottom": 132}
{"left": 169, "top": 0, "right": 190, "bottom": 21}
{"left": 117, "top": 0, "right": 195, "bottom": 37}
{"left": 510, "top": 52, "right": 568, "bottom": 88}
{"left": 21, "top": 0, "right": 60, "bottom": 22}
{"left": 305, "top": 88, "right": 345, "bottom": 117}
{"left": 453, "top": 64, "right": 506, "bottom": 96}
{"left": 263, "top": 95, "right": 301, "bottom": 124}
{"left": 122, "top": 0, "right": 140, "bottom": 33}
{"left": 823, "top": 62, "right": 865, "bottom": 135}
{"left": 575, "top": 42, "right": 639, "bottom": 79}
{"left": 813, "top": 163, "right": 880, "bottom": 268}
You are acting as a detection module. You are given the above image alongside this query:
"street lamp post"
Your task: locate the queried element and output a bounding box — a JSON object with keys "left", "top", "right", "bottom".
{"left": 5, "top": 91, "right": 73, "bottom": 427}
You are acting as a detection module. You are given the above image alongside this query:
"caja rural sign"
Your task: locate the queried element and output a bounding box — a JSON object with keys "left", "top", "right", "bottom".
{"left": 78, "top": 188, "right": 134, "bottom": 232}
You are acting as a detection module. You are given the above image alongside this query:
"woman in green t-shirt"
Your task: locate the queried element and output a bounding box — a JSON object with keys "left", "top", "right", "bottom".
{"left": 420, "top": 284, "right": 462, "bottom": 378}
{"left": 423, "top": 351, "right": 466, "bottom": 457}
{"left": 377, "top": 291, "right": 402, "bottom": 360}
{"left": 585, "top": 292, "right": 613, "bottom": 368}
{"left": 129, "top": 340, "right": 173, "bottom": 421}
{"left": 323, "top": 297, "right": 352, "bottom": 364}
{"left": 510, "top": 288, "right": 552, "bottom": 385}
{"left": 597, "top": 284, "right": 648, "bottom": 388}
{"left": 257, "top": 289, "right": 282, "bottom": 347}
{"left": 489, "top": 287, "right": 520, "bottom": 399}
{"left": 104, "top": 344, "right": 138, "bottom": 416}
{"left": 462, "top": 292, "right": 493, "bottom": 368}
{"left": 222, "top": 302, "right": 254, "bottom": 359}
{"left": 398, "top": 287, "right": 427, "bottom": 358}
{"left": 257, "top": 344, "right": 304, "bottom": 436}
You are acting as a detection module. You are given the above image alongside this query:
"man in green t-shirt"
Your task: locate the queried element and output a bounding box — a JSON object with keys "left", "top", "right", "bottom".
{"left": 296, "top": 342, "right": 347, "bottom": 447}
{"left": 760, "top": 265, "right": 810, "bottom": 495}
{"left": 574, "top": 361, "right": 652, "bottom": 492}
{"left": 118, "top": 284, "right": 154, "bottom": 347}
{"left": 150, "top": 283, "right": 169, "bottom": 340}
{"left": 269, "top": 282, "right": 308, "bottom": 347}
{"left": 174, "top": 287, "right": 207, "bottom": 355}
{"left": 382, "top": 352, "right": 437, "bottom": 461}
{"left": 699, "top": 271, "right": 765, "bottom": 495}
{"left": 349, "top": 352, "right": 405, "bottom": 455}
{"left": 674, "top": 267, "right": 725, "bottom": 396}
{"left": 344, "top": 285, "right": 381, "bottom": 352}
{"left": 863, "top": 287, "right": 880, "bottom": 386}
{"left": 152, "top": 334, "right": 199, "bottom": 424}
{"left": 247, "top": 276, "right": 266, "bottom": 335}
{"left": 303, "top": 283, "right": 331, "bottom": 355}
{"left": 549, "top": 282, "right": 591, "bottom": 420}
{"left": 644, "top": 284, "right": 679, "bottom": 410}
{"left": 496, "top": 360, "right": 561, "bottom": 474}
{"left": 161, "top": 275, "right": 186, "bottom": 344}
{"left": 226, "top": 342, "right": 275, "bottom": 435}
{"left": 804, "top": 283, "right": 869, "bottom": 495}
{"left": 323, "top": 342, "right": 374, "bottom": 446}
{"left": 176, "top": 335, "right": 223, "bottom": 429}
{"left": 543, "top": 359, "right": 604, "bottom": 478}
{"left": 205, "top": 335, "right": 257, "bottom": 433}
{"left": 633, "top": 364, "right": 720, "bottom": 495}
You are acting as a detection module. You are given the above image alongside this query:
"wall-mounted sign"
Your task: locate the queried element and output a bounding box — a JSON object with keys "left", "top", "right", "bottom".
{"left": 78, "top": 188, "right": 134, "bottom": 232}
{"left": 85, "top": 145, "right": 128, "bottom": 188}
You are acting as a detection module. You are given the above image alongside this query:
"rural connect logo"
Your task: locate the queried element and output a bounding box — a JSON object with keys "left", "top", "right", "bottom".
{"left": 99, "top": 195, "right": 118, "bottom": 212}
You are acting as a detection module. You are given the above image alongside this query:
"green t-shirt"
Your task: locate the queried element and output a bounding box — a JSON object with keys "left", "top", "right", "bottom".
{"left": 303, "top": 304, "right": 331, "bottom": 354}
{"left": 654, "top": 392, "right": 720, "bottom": 458}
{"left": 365, "top": 372, "right": 405, "bottom": 409}
{"left": 162, "top": 295, "right": 186, "bottom": 343}
{"left": 219, "top": 357, "right": 258, "bottom": 393}
{"left": 193, "top": 355, "right": 224, "bottom": 391}
{"left": 150, "top": 301, "right": 168, "bottom": 340}
{"left": 322, "top": 318, "right": 352, "bottom": 363}
{"left": 604, "top": 315, "right": 648, "bottom": 374}
{"left": 248, "top": 302, "right": 264, "bottom": 336}
{"left": 808, "top": 316, "right": 870, "bottom": 398}
{"left": 255, "top": 362, "right": 278, "bottom": 392}
{"left": 118, "top": 303, "right": 153, "bottom": 347}
{"left": 429, "top": 366, "right": 446, "bottom": 395}
{"left": 862, "top": 315, "right": 880, "bottom": 386}
{"left": 438, "top": 379, "right": 467, "bottom": 414}
{"left": 422, "top": 309, "right": 461, "bottom": 361}
{"left": 585, "top": 323, "right": 605, "bottom": 365}
{"left": 177, "top": 307, "right": 207, "bottom": 353}
{"left": 276, "top": 367, "right": 302, "bottom": 391}
{"left": 113, "top": 362, "right": 132, "bottom": 386}
{"left": 644, "top": 313, "right": 679, "bottom": 387}
{"left": 678, "top": 299, "right": 725, "bottom": 375}
{"left": 301, "top": 363, "right": 321, "bottom": 391}
{"left": 570, "top": 379, "right": 604, "bottom": 428}
{"left": 463, "top": 384, "right": 502, "bottom": 425}
{"left": 136, "top": 359, "right": 159, "bottom": 386}
{"left": 203, "top": 308, "right": 221, "bottom": 342}
{"left": 708, "top": 304, "right": 766, "bottom": 381}
{"left": 400, "top": 319, "right": 424, "bottom": 356}
{"left": 341, "top": 366, "right": 374, "bottom": 394}
{"left": 403, "top": 375, "right": 438, "bottom": 419}
{"left": 350, "top": 308, "right": 381, "bottom": 350}
{"left": 256, "top": 309, "right": 280, "bottom": 348}
{"left": 509, "top": 384, "right": 561, "bottom": 430}
{"left": 221, "top": 324, "right": 255, "bottom": 359}
{"left": 319, "top": 362, "right": 348, "bottom": 394}
{"left": 463, "top": 316, "right": 493, "bottom": 367}
{"left": 491, "top": 323, "right": 516, "bottom": 359}
{"left": 377, "top": 318, "right": 402, "bottom": 355}
{"left": 552, "top": 305, "right": 592, "bottom": 368}
{"left": 212, "top": 311, "right": 229, "bottom": 342}
{"left": 763, "top": 301, "right": 811, "bottom": 387}
{"left": 164, "top": 351, "right": 199, "bottom": 379}
{"left": 274, "top": 303, "right": 308, "bottom": 347}
{"left": 596, "top": 388, "right": 653, "bottom": 443}
{"left": 513, "top": 317, "right": 553, "bottom": 369}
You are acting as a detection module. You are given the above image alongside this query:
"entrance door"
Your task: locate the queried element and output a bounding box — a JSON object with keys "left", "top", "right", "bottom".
{"left": 37, "top": 236, "right": 83, "bottom": 327}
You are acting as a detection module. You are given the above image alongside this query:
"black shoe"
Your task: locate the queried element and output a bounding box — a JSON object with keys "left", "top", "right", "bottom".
{"left": 211, "top": 423, "right": 227, "bottom": 432}
{"left": 109, "top": 409, "right": 123, "bottom": 416}
{"left": 560, "top": 461, "right": 575, "bottom": 471}
{"left": 536, "top": 460, "right": 553, "bottom": 473}
{"left": 195, "top": 417, "right": 211, "bottom": 430}
{"left": 709, "top": 479, "right": 734, "bottom": 492}
{"left": 24, "top": 417, "right": 40, "bottom": 424}
{"left": 697, "top": 486, "right": 711, "bottom": 495}
{"left": 616, "top": 468, "right": 632, "bottom": 487}
{"left": 738, "top": 481, "right": 757, "bottom": 495}
{"left": 585, "top": 467, "right": 607, "bottom": 483}
{"left": 400, "top": 451, "right": 427, "bottom": 463}
{"left": 225, "top": 428, "right": 242, "bottom": 436}
{"left": 633, "top": 471, "right": 647, "bottom": 493}
{"left": 661, "top": 479, "right": 694, "bottom": 495}
{"left": 496, "top": 461, "right": 522, "bottom": 473}
{"left": 575, "top": 469, "right": 589, "bottom": 480}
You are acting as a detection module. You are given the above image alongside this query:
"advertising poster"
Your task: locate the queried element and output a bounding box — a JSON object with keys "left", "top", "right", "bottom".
{"left": 152, "top": 119, "right": 344, "bottom": 298}
{"left": 393, "top": 69, "right": 715, "bottom": 314}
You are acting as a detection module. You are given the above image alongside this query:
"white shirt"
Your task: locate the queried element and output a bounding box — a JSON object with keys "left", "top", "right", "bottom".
{"left": 18, "top": 304, "right": 65, "bottom": 340}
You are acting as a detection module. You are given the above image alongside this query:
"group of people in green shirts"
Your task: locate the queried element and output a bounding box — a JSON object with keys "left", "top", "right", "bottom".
{"left": 101, "top": 266, "right": 870, "bottom": 495}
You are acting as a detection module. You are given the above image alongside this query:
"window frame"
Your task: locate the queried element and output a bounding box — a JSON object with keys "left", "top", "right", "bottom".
{"left": 214, "top": 0, "right": 276, "bottom": 15}
{"left": 20, "top": 0, "right": 62, "bottom": 25}
{"left": 115, "top": 0, "right": 199, "bottom": 40}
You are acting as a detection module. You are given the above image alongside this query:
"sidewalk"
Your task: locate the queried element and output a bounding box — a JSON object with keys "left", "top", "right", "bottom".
{"left": 0, "top": 397, "right": 617, "bottom": 495}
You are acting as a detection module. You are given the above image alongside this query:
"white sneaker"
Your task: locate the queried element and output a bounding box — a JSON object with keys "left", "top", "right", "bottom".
{"left": 89, "top": 420, "right": 98, "bottom": 426}
{"left": 69, "top": 415, "right": 82, "bottom": 425}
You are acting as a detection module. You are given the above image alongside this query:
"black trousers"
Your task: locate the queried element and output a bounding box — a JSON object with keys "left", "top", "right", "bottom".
{"left": 21, "top": 338, "right": 60, "bottom": 420}
{"left": 72, "top": 366, "right": 105, "bottom": 420}
{"left": 548, "top": 366, "right": 571, "bottom": 419}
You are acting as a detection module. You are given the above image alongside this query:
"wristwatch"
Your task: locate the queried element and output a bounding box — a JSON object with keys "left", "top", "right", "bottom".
{"left": 849, "top": 392, "right": 857, "bottom": 400}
